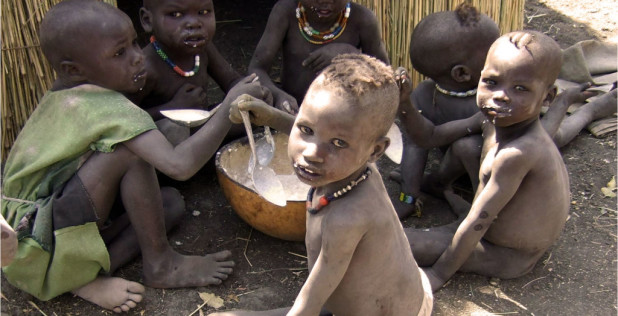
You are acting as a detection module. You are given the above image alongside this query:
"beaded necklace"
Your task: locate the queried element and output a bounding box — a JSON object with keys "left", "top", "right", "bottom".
{"left": 296, "top": 2, "right": 351, "bottom": 45}
{"left": 306, "top": 167, "right": 371, "bottom": 214}
{"left": 150, "top": 36, "right": 200, "bottom": 77}
{"left": 435, "top": 83, "right": 477, "bottom": 98}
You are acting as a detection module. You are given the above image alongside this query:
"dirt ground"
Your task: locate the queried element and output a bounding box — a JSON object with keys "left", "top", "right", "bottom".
{"left": 2, "top": 0, "right": 616, "bottom": 315}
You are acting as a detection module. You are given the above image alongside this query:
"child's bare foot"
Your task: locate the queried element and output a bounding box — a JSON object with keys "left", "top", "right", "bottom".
{"left": 589, "top": 89, "right": 617, "bottom": 120}
{"left": 143, "top": 250, "right": 234, "bottom": 288}
{"left": 394, "top": 195, "right": 423, "bottom": 219}
{"left": 1, "top": 215, "right": 17, "bottom": 267}
{"left": 71, "top": 277, "right": 145, "bottom": 313}
{"left": 443, "top": 190, "right": 471, "bottom": 218}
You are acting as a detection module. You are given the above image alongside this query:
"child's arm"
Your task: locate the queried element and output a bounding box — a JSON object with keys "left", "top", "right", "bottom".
{"left": 288, "top": 216, "right": 367, "bottom": 316}
{"left": 357, "top": 4, "right": 389, "bottom": 64}
{"left": 425, "top": 149, "right": 533, "bottom": 290}
{"left": 123, "top": 75, "right": 266, "bottom": 180}
{"left": 229, "top": 94, "right": 296, "bottom": 133}
{"left": 248, "top": 0, "right": 299, "bottom": 114}
{"left": 1, "top": 213, "right": 17, "bottom": 267}
{"left": 396, "top": 68, "right": 483, "bottom": 148}
{"left": 301, "top": 43, "right": 360, "bottom": 73}
{"left": 206, "top": 41, "right": 243, "bottom": 93}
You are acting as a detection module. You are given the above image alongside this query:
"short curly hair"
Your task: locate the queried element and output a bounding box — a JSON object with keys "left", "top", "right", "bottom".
{"left": 311, "top": 54, "right": 399, "bottom": 139}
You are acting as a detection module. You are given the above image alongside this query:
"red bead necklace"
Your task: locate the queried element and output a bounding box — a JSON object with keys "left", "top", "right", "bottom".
{"left": 306, "top": 167, "right": 371, "bottom": 214}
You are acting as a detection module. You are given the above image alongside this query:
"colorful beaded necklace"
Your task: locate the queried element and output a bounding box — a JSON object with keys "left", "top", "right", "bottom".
{"left": 435, "top": 83, "right": 477, "bottom": 98}
{"left": 306, "top": 167, "right": 371, "bottom": 214}
{"left": 150, "top": 36, "right": 200, "bottom": 77}
{"left": 296, "top": 2, "right": 351, "bottom": 45}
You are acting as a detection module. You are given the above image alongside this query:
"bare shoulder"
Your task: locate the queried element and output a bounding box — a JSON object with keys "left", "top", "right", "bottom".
{"left": 411, "top": 79, "right": 436, "bottom": 112}
{"left": 350, "top": 2, "right": 378, "bottom": 20}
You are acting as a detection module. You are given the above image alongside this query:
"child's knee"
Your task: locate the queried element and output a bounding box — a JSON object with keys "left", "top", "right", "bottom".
{"left": 451, "top": 136, "right": 481, "bottom": 159}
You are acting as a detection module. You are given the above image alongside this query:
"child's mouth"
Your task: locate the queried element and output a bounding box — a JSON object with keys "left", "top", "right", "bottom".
{"left": 133, "top": 69, "right": 147, "bottom": 83}
{"left": 311, "top": 7, "right": 333, "bottom": 18}
{"left": 183, "top": 35, "right": 206, "bottom": 48}
{"left": 293, "top": 163, "right": 320, "bottom": 182}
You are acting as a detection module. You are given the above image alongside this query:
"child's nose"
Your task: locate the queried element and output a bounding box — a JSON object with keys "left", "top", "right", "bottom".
{"left": 131, "top": 49, "right": 144, "bottom": 66}
{"left": 302, "top": 142, "right": 324, "bottom": 163}
{"left": 492, "top": 89, "right": 510, "bottom": 103}
{"left": 185, "top": 16, "right": 202, "bottom": 30}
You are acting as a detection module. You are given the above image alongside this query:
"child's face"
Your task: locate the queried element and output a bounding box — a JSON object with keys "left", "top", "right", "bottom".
{"left": 288, "top": 85, "right": 376, "bottom": 188}
{"left": 146, "top": 0, "right": 215, "bottom": 53}
{"left": 300, "top": 0, "right": 348, "bottom": 21}
{"left": 76, "top": 16, "right": 146, "bottom": 93}
{"left": 477, "top": 40, "right": 553, "bottom": 127}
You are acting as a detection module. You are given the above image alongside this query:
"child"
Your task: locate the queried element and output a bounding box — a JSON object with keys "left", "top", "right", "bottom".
{"left": 129, "top": 0, "right": 269, "bottom": 143}
{"left": 212, "top": 54, "right": 432, "bottom": 315}
{"left": 1, "top": 0, "right": 263, "bottom": 312}
{"left": 248, "top": 0, "right": 389, "bottom": 113}
{"left": 406, "top": 30, "right": 575, "bottom": 291}
{"left": 392, "top": 3, "right": 500, "bottom": 219}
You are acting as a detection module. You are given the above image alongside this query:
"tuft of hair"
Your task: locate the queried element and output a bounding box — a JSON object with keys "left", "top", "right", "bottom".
{"left": 504, "top": 30, "right": 563, "bottom": 86}
{"left": 409, "top": 4, "right": 499, "bottom": 80}
{"left": 315, "top": 54, "right": 398, "bottom": 138}
{"left": 40, "top": 0, "right": 124, "bottom": 70}
{"left": 455, "top": 2, "right": 480, "bottom": 27}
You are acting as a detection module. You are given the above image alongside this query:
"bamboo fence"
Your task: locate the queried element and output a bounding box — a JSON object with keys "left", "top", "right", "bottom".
{"left": 1, "top": 0, "right": 116, "bottom": 161}
{"left": 1, "top": 0, "right": 522, "bottom": 160}
{"left": 355, "top": 0, "right": 525, "bottom": 88}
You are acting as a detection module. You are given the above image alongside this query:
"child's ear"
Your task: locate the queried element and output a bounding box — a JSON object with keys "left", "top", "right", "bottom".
{"left": 59, "top": 61, "right": 86, "bottom": 83}
{"left": 139, "top": 8, "right": 153, "bottom": 33}
{"left": 543, "top": 85, "right": 558, "bottom": 106}
{"left": 367, "top": 136, "right": 390, "bottom": 163}
{"left": 451, "top": 65, "right": 472, "bottom": 83}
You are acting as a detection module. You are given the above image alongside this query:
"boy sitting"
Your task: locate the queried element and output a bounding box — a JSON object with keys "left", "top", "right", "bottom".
{"left": 392, "top": 3, "right": 500, "bottom": 219}
{"left": 1, "top": 0, "right": 263, "bottom": 313}
{"left": 212, "top": 54, "right": 432, "bottom": 315}
{"left": 406, "top": 30, "right": 575, "bottom": 291}
{"left": 129, "top": 0, "right": 269, "bottom": 143}
{"left": 248, "top": 0, "right": 389, "bottom": 113}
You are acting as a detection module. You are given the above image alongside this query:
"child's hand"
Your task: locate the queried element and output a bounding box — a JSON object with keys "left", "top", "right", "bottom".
{"left": 394, "top": 67, "right": 413, "bottom": 100}
{"left": 555, "top": 82, "right": 597, "bottom": 105}
{"left": 226, "top": 74, "right": 273, "bottom": 107}
{"left": 1, "top": 215, "right": 17, "bottom": 267}
{"left": 302, "top": 43, "right": 360, "bottom": 72}
{"left": 169, "top": 83, "right": 208, "bottom": 110}
{"left": 274, "top": 91, "right": 299, "bottom": 115}
{"left": 229, "top": 94, "right": 275, "bottom": 127}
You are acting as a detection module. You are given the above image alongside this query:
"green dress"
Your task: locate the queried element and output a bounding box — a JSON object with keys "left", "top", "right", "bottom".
{"left": 2, "top": 84, "right": 156, "bottom": 300}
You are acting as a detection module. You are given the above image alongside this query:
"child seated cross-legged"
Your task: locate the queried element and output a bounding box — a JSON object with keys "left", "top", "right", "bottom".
{"left": 248, "top": 0, "right": 389, "bottom": 114}
{"left": 406, "top": 30, "right": 576, "bottom": 291}
{"left": 1, "top": 0, "right": 267, "bottom": 313}
{"left": 211, "top": 54, "right": 432, "bottom": 315}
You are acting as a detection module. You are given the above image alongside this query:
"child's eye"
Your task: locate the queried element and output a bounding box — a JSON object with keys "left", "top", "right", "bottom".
{"left": 299, "top": 125, "right": 313, "bottom": 135}
{"left": 481, "top": 78, "right": 496, "bottom": 85}
{"left": 514, "top": 85, "right": 528, "bottom": 91}
{"left": 169, "top": 12, "right": 182, "bottom": 18}
{"left": 199, "top": 9, "right": 209, "bottom": 15}
{"left": 114, "top": 48, "right": 126, "bottom": 57}
{"left": 331, "top": 139, "right": 348, "bottom": 148}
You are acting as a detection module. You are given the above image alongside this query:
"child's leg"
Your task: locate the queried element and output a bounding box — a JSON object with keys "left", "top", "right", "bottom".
{"left": 393, "top": 141, "right": 428, "bottom": 219}
{"left": 423, "top": 135, "right": 482, "bottom": 200}
{"left": 72, "top": 144, "right": 234, "bottom": 311}
{"left": 208, "top": 308, "right": 290, "bottom": 316}
{"left": 541, "top": 83, "right": 594, "bottom": 138}
{"left": 101, "top": 186, "right": 185, "bottom": 273}
{"left": 552, "top": 89, "right": 617, "bottom": 148}
{"left": 1, "top": 213, "right": 17, "bottom": 267}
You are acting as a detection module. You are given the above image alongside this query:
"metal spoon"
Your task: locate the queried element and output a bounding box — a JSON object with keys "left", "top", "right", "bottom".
{"left": 240, "top": 111, "right": 287, "bottom": 206}
{"left": 255, "top": 126, "right": 275, "bottom": 166}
